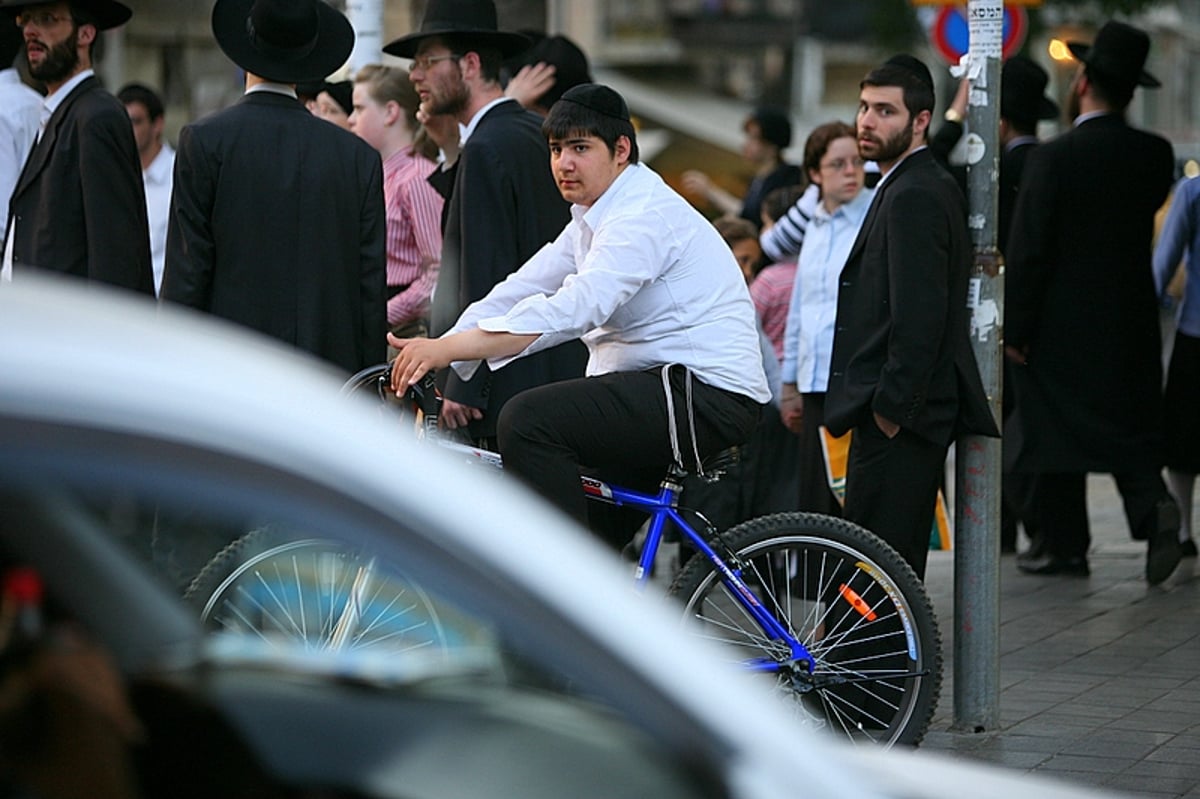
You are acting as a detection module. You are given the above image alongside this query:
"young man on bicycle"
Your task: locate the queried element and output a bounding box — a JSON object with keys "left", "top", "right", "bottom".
{"left": 389, "top": 83, "right": 770, "bottom": 549}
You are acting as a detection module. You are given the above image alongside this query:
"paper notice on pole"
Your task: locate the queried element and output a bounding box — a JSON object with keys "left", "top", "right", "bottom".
{"left": 968, "top": 1, "right": 1004, "bottom": 59}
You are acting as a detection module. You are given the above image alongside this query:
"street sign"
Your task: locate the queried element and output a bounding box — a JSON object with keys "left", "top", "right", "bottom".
{"left": 929, "top": 4, "right": 1028, "bottom": 65}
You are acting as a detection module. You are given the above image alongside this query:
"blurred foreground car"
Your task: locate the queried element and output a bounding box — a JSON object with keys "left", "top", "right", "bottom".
{"left": 0, "top": 276, "right": 1119, "bottom": 799}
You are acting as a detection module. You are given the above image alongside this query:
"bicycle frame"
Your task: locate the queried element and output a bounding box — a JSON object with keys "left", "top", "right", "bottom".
{"left": 353, "top": 365, "right": 819, "bottom": 674}
{"left": 440, "top": 433, "right": 818, "bottom": 674}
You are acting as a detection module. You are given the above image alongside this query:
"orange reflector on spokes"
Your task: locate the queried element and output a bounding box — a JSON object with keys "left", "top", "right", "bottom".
{"left": 839, "top": 584, "right": 877, "bottom": 621}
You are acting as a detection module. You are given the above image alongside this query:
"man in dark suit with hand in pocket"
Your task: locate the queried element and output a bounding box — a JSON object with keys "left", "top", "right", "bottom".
{"left": 825, "top": 55, "right": 998, "bottom": 580}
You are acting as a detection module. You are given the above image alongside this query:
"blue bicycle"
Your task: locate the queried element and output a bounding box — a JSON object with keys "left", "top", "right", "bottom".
{"left": 189, "top": 364, "right": 943, "bottom": 747}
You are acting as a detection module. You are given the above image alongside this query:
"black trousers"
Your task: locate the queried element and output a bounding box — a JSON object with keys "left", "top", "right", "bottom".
{"left": 496, "top": 370, "right": 761, "bottom": 551}
{"left": 1033, "top": 471, "right": 1172, "bottom": 560}
{"left": 798, "top": 393, "right": 842, "bottom": 517}
{"left": 843, "top": 421, "right": 948, "bottom": 579}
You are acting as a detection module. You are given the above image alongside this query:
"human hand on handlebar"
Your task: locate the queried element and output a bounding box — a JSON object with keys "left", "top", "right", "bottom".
{"left": 388, "top": 333, "right": 455, "bottom": 395}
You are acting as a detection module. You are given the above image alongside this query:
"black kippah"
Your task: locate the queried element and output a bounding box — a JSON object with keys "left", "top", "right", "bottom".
{"left": 884, "top": 54, "right": 934, "bottom": 92}
{"left": 559, "top": 83, "right": 630, "bottom": 122}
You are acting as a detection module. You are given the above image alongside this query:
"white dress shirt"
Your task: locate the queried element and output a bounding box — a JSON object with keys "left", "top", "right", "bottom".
{"left": 142, "top": 142, "right": 175, "bottom": 294}
{"left": 0, "top": 69, "right": 42, "bottom": 240}
{"left": 449, "top": 162, "right": 771, "bottom": 403}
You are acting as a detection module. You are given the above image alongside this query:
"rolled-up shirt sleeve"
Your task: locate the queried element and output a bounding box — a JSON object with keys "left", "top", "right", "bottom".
{"left": 451, "top": 206, "right": 674, "bottom": 377}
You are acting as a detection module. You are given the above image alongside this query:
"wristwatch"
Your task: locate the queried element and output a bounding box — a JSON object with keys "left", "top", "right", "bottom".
{"left": 944, "top": 108, "right": 964, "bottom": 124}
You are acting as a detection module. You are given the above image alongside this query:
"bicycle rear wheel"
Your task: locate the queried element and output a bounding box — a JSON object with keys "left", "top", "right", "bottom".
{"left": 668, "top": 512, "right": 941, "bottom": 747}
{"left": 185, "top": 529, "right": 450, "bottom": 657}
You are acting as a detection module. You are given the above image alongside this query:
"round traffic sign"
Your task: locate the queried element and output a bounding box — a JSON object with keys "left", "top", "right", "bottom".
{"left": 930, "top": 5, "right": 1029, "bottom": 66}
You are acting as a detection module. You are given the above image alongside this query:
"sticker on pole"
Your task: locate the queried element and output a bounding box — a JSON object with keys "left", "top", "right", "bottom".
{"left": 929, "top": 4, "right": 1028, "bottom": 66}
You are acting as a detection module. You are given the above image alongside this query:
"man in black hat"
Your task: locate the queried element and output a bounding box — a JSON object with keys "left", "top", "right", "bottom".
{"left": 1005, "top": 20, "right": 1179, "bottom": 583}
{"left": 503, "top": 32, "right": 592, "bottom": 117}
{"left": 387, "top": 83, "right": 767, "bottom": 549}
{"left": 383, "top": 0, "right": 584, "bottom": 446}
{"left": 1, "top": 0, "right": 151, "bottom": 293}
{"left": 161, "top": 0, "right": 386, "bottom": 375}
{"left": 996, "top": 55, "right": 1058, "bottom": 255}
{"left": 988, "top": 55, "right": 1058, "bottom": 557}
{"left": 823, "top": 55, "right": 998, "bottom": 579}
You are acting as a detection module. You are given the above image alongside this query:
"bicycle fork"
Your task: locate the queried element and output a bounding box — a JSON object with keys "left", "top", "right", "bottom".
{"left": 630, "top": 501, "right": 818, "bottom": 676}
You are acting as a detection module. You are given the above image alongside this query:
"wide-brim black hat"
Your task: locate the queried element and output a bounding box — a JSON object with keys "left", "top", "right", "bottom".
{"left": 1001, "top": 55, "right": 1058, "bottom": 125}
{"left": 0, "top": 0, "right": 131, "bottom": 29}
{"left": 1067, "top": 20, "right": 1160, "bottom": 89}
{"left": 383, "top": 0, "right": 530, "bottom": 59}
{"left": 212, "top": 0, "right": 354, "bottom": 85}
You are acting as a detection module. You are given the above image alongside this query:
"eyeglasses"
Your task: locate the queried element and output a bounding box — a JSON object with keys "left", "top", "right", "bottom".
{"left": 410, "top": 53, "right": 461, "bottom": 72}
{"left": 14, "top": 10, "right": 70, "bottom": 28}
{"left": 820, "top": 157, "right": 865, "bottom": 172}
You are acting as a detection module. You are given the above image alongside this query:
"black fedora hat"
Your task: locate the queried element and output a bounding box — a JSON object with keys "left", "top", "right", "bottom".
{"left": 1001, "top": 55, "right": 1058, "bottom": 126}
{"left": 1067, "top": 20, "right": 1160, "bottom": 89}
{"left": 0, "top": 0, "right": 132, "bottom": 30}
{"left": 383, "top": 0, "right": 530, "bottom": 59}
{"left": 508, "top": 33, "right": 592, "bottom": 108}
{"left": 212, "top": 0, "right": 354, "bottom": 85}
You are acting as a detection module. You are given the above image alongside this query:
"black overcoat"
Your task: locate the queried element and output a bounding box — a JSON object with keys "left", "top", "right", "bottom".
{"left": 162, "top": 92, "right": 386, "bottom": 374}
{"left": 1005, "top": 114, "right": 1174, "bottom": 473}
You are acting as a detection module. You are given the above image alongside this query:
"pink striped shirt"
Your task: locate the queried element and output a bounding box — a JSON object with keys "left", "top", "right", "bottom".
{"left": 383, "top": 146, "right": 444, "bottom": 327}
{"left": 749, "top": 261, "right": 797, "bottom": 362}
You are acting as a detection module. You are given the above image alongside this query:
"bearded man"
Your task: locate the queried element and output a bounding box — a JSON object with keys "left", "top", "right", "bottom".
{"left": 383, "top": 0, "right": 584, "bottom": 448}
{"left": 823, "top": 55, "right": 997, "bottom": 579}
{"left": 0, "top": 0, "right": 152, "bottom": 292}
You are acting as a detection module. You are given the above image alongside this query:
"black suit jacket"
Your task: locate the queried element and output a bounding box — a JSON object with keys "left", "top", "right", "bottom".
{"left": 825, "top": 148, "right": 997, "bottom": 446}
{"left": 7, "top": 75, "right": 152, "bottom": 293}
{"left": 432, "top": 99, "right": 585, "bottom": 438}
{"left": 1005, "top": 114, "right": 1173, "bottom": 472}
{"left": 997, "top": 139, "right": 1037, "bottom": 256}
{"left": 162, "top": 92, "right": 386, "bottom": 374}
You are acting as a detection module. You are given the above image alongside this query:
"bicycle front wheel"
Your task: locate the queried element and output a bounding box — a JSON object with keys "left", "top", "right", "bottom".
{"left": 668, "top": 512, "right": 942, "bottom": 747}
{"left": 185, "top": 529, "right": 450, "bottom": 657}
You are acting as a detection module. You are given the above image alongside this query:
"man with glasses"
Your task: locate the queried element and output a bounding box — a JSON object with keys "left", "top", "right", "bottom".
{"left": 384, "top": 0, "right": 584, "bottom": 448}
{"left": 0, "top": 0, "right": 151, "bottom": 292}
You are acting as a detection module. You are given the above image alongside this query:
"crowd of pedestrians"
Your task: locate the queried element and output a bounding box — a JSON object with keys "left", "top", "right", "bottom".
{"left": 1, "top": 0, "right": 1193, "bottom": 584}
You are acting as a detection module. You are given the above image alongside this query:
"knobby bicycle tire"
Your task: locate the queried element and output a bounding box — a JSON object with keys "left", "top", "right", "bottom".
{"left": 185, "top": 528, "right": 450, "bottom": 657}
{"left": 668, "top": 512, "right": 942, "bottom": 747}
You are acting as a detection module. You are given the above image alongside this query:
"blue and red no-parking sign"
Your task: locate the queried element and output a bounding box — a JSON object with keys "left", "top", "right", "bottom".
{"left": 930, "top": 4, "right": 1028, "bottom": 65}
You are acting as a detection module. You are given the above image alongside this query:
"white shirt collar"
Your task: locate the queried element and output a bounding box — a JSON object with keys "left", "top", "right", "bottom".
{"left": 814, "top": 185, "right": 874, "bottom": 224}
{"left": 460, "top": 96, "right": 517, "bottom": 145}
{"left": 1073, "top": 110, "right": 1112, "bottom": 127}
{"left": 575, "top": 162, "right": 639, "bottom": 229}
{"left": 44, "top": 68, "right": 93, "bottom": 118}
{"left": 143, "top": 141, "right": 174, "bottom": 185}
{"left": 873, "top": 144, "right": 927, "bottom": 191}
{"left": 246, "top": 82, "right": 298, "bottom": 99}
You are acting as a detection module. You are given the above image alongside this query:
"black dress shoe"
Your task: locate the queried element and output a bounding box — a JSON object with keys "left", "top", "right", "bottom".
{"left": 1016, "top": 536, "right": 1048, "bottom": 564}
{"left": 1146, "top": 500, "right": 1183, "bottom": 585}
{"left": 1181, "top": 539, "right": 1198, "bottom": 558}
{"left": 1017, "top": 554, "right": 1089, "bottom": 576}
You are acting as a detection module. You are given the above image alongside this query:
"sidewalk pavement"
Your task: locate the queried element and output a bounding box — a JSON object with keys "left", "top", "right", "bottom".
{"left": 922, "top": 474, "right": 1200, "bottom": 798}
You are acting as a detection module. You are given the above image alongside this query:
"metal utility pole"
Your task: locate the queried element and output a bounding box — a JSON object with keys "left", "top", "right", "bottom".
{"left": 953, "top": 0, "right": 1003, "bottom": 733}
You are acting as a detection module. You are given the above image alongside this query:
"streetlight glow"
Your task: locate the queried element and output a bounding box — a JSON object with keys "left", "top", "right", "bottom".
{"left": 1048, "top": 38, "right": 1074, "bottom": 63}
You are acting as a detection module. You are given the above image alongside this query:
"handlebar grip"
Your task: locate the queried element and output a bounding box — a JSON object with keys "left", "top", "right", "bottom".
{"left": 408, "top": 370, "right": 441, "bottom": 419}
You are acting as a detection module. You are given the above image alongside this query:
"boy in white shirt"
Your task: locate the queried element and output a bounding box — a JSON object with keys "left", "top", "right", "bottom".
{"left": 390, "top": 83, "right": 769, "bottom": 547}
